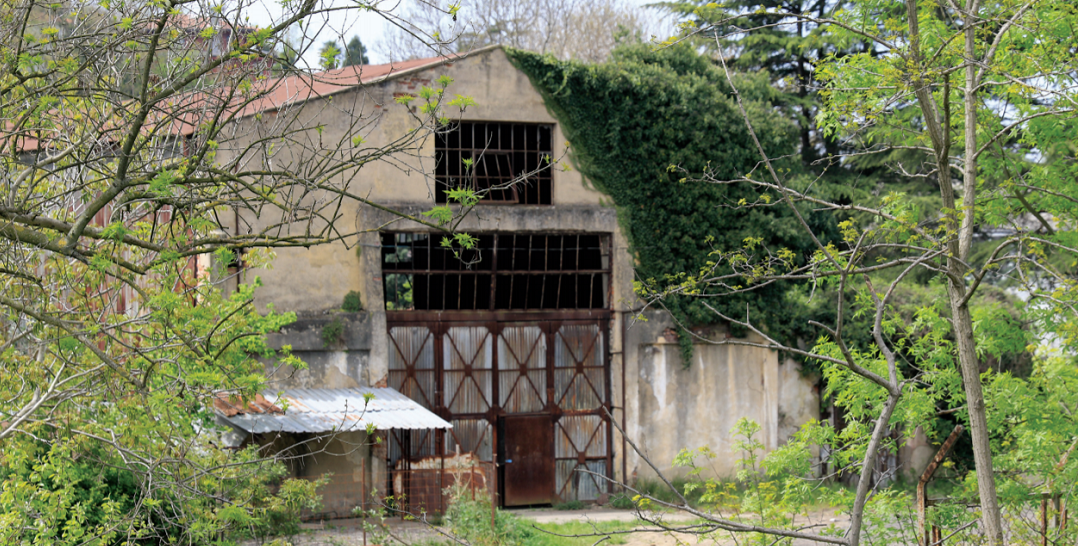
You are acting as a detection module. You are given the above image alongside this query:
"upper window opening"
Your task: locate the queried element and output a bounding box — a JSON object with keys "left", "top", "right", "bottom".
{"left": 381, "top": 232, "right": 609, "bottom": 311}
{"left": 436, "top": 122, "right": 553, "bottom": 205}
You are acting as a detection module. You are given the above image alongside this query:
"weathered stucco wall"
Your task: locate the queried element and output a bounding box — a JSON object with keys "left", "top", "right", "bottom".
{"left": 225, "top": 47, "right": 608, "bottom": 316}
{"left": 619, "top": 310, "right": 820, "bottom": 482}
{"left": 778, "top": 356, "right": 820, "bottom": 443}
{"left": 263, "top": 313, "right": 375, "bottom": 390}
{"left": 291, "top": 431, "right": 375, "bottom": 518}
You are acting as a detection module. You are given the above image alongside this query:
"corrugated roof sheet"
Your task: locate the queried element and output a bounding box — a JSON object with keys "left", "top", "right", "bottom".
{"left": 215, "top": 387, "right": 452, "bottom": 434}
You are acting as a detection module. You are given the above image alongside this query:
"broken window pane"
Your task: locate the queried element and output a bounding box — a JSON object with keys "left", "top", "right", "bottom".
{"left": 435, "top": 122, "right": 553, "bottom": 205}
{"left": 381, "top": 233, "right": 610, "bottom": 310}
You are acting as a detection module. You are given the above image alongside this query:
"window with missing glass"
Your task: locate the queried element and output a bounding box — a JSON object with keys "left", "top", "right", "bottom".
{"left": 435, "top": 122, "right": 554, "bottom": 205}
{"left": 381, "top": 232, "right": 610, "bottom": 311}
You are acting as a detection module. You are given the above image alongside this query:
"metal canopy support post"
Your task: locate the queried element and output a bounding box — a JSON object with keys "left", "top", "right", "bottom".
{"left": 917, "top": 425, "right": 965, "bottom": 546}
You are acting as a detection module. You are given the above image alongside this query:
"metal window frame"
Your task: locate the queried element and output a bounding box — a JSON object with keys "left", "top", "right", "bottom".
{"left": 435, "top": 122, "right": 554, "bottom": 205}
{"left": 382, "top": 232, "right": 612, "bottom": 312}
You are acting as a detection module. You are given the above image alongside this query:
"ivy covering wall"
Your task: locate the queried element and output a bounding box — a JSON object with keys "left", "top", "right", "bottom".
{"left": 508, "top": 44, "right": 839, "bottom": 361}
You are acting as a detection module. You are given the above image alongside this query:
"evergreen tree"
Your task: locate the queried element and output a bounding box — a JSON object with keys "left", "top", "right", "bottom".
{"left": 343, "top": 35, "right": 369, "bottom": 66}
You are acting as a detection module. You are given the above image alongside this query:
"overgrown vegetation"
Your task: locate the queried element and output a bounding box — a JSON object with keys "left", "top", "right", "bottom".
{"left": 322, "top": 317, "right": 346, "bottom": 347}
{"left": 342, "top": 290, "right": 364, "bottom": 312}
{"left": 510, "top": 43, "right": 842, "bottom": 363}
{"left": 552, "top": 500, "right": 586, "bottom": 511}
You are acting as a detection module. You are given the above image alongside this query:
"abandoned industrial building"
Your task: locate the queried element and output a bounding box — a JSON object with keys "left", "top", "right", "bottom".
{"left": 210, "top": 45, "right": 822, "bottom": 516}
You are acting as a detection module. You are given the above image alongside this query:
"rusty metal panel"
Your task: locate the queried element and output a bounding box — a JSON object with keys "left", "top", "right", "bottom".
{"left": 553, "top": 324, "right": 604, "bottom": 410}
{"left": 555, "top": 414, "right": 607, "bottom": 458}
{"left": 443, "top": 326, "right": 493, "bottom": 413}
{"left": 502, "top": 415, "right": 555, "bottom": 506}
{"left": 498, "top": 326, "right": 546, "bottom": 413}
{"left": 389, "top": 327, "right": 436, "bottom": 409}
{"left": 554, "top": 370, "right": 601, "bottom": 410}
{"left": 389, "top": 327, "right": 435, "bottom": 370}
{"left": 446, "top": 418, "right": 492, "bottom": 461}
{"left": 389, "top": 429, "right": 439, "bottom": 464}
{"left": 555, "top": 460, "right": 607, "bottom": 502}
{"left": 554, "top": 324, "right": 603, "bottom": 367}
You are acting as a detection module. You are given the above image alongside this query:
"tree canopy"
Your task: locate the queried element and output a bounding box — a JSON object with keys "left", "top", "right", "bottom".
{"left": 510, "top": 43, "right": 843, "bottom": 361}
{"left": 0, "top": 0, "right": 472, "bottom": 542}
{"left": 344, "top": 35, "right": 370, "bottom": 66}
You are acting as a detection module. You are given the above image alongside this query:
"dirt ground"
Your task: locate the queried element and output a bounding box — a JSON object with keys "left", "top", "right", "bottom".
{"left": 276, "top": 507, "right": 851, "bottom": 546}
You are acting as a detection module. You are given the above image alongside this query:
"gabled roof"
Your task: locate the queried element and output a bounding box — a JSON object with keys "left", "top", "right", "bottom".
{"left": 10, "top": 45, "right": 502, "bottom": 153}
{"left": 222, "top": 45, "right": 503, "bottom": 119}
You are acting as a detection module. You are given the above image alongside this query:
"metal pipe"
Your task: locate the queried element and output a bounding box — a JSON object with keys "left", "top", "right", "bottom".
{"left": 361, "top": 456, "right": 367, "bottom": 546}
{"left": 917, "top": 425, "right": 964, "bottom": 546}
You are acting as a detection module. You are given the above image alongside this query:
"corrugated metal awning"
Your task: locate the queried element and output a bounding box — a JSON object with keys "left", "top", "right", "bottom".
{"left": 214, "top": 387, "right": 452, "bottom": 434}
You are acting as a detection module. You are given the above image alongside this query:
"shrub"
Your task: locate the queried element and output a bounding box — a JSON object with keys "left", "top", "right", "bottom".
{"left": 321, "top": 317, "right": 345, "bottom": 347}
{"left": 443, "top": 474, "right": 535, "bottom": 546}
{"left": 553, "top": 500, "right": 585, "bottom": 510}
{"left": 342, "top": 290, "right": 363, "bottom": 312}
{"left": 609, "top": 494, "right": 634, "bottom": 509}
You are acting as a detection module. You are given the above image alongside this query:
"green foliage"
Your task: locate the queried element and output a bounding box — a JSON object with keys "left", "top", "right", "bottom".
{"left": 322, "top": 316, "right": 346, "bottom": 347}
{"left": 319, "top": 40, "right": 341, "bottom": 70}
{"left": 342, "top": 290, "right": 364, "bottom": 312}
{"left": 508, "top": 43, "right": 840, "bottom": 364}
{"left": 442, "top": 481, "right": 536, "bottom": 546}
{"left": 0, "top": 273, "right": 316, "bottom": 545}
{"left": 608, "top": 493, "right": 635, "bottom": 509}
{"left": 552, "top": 499, "right": 585, "bottom": 510}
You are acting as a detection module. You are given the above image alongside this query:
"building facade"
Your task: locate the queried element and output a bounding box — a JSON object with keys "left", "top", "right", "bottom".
{"left": 224, "top": 46, "right": 820, "bottom": 513}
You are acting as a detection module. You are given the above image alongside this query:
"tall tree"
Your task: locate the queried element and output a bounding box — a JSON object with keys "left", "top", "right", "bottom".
{"left": 377, "top": 0, "right": 653, "bottom": 62}
{"left": 522, "top": 2, "right": 1078, "bottom": 546}
{"left": 660, "top": 0, "right": 849, "bottom": 164}
{"left": 661, "top": 1, "right": 1078, "bottom": 544}
{"left": 344, "top": 35, "right": 370, "bottom": 66}
{"left": 0, "top": 0, "right": 475, "bottom": 542}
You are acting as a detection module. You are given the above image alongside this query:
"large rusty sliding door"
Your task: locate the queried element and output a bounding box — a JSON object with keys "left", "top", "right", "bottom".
{"left": 386, "top": 311, "right": 612, "bottom": 505}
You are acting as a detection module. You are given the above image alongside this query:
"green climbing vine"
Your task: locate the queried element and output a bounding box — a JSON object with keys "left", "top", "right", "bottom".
{"left": 508, "top": 43, "right": 840, "bottom": 365}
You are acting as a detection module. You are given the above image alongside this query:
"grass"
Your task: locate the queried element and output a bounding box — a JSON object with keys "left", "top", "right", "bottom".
{"left": 631, "top": 477, "right": 713, "bottom": 508}
{"left": 407, "top": 515, "right": 643, "bottom": 546}
{"left": 525, "top": 519, "right": 644, "bottom": 546}
{"left": 553, "top": 500, "right": 586, "bottom": 511}
{"left": 631, "top": 476, "right": 851, "bottom": 513}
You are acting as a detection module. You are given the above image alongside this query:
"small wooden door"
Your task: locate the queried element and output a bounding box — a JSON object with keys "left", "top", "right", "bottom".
{"left": 500, "top": 415, "right": 555, "bottom": 506}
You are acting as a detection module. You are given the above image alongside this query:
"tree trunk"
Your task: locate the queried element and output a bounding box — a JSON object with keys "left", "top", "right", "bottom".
{"left": 949, "top": 287, "right": 1005, "bottom": 545}
{"left": 847, "top": 393, "right": 901, "bottom": 546}
{"left": 955, "top": 4, "right": 1006, "bottom": 541}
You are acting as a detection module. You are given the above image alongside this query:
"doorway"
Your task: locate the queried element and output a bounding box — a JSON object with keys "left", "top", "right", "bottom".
{"left": 500, "top": 414, "right": 555, "bottom": 506}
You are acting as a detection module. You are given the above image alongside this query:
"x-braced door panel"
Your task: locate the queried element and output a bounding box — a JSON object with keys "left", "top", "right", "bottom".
{"left": 554, "top": 324, "right": 605, "bottom": 410}
{"left": 445, "top": 418, "right": 493, "bottom": 461}
{"left": 443, "top": 326, "right": 493, "bottom": 414}
{"left": 498, "top": 326, "right": 547, "bottom": 413}
{"left": 555, "top": 414, "right": 608, "bottom": 501}
{"left": 552, "top": 323, "right": 609, "bottom": 501}
{"left": 386, "top": 316, "right": 611, "bottom": 504}
{"left": 388, "top": 326, "right": 436, "bottom": 409}
{"left": 388, "top": 326, "right": 440, "bottom": 464}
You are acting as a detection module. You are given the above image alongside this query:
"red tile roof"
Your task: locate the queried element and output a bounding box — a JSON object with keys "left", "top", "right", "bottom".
{"left": 9, "top": 51, "right": 470, "bottom": 153}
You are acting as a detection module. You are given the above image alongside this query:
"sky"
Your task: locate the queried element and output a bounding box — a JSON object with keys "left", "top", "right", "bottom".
{"left": 241, "top": 0, "right": 677, "bottom": 68}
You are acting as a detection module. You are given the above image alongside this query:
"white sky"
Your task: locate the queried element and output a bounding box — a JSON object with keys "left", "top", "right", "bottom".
{"left": 240, "top": 0, "right": 677, "bottom": 68}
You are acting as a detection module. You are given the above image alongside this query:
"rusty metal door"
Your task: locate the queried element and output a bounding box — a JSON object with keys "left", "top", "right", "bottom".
{"left": 500, "top": 414, "right": 555, "bottom": 506}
